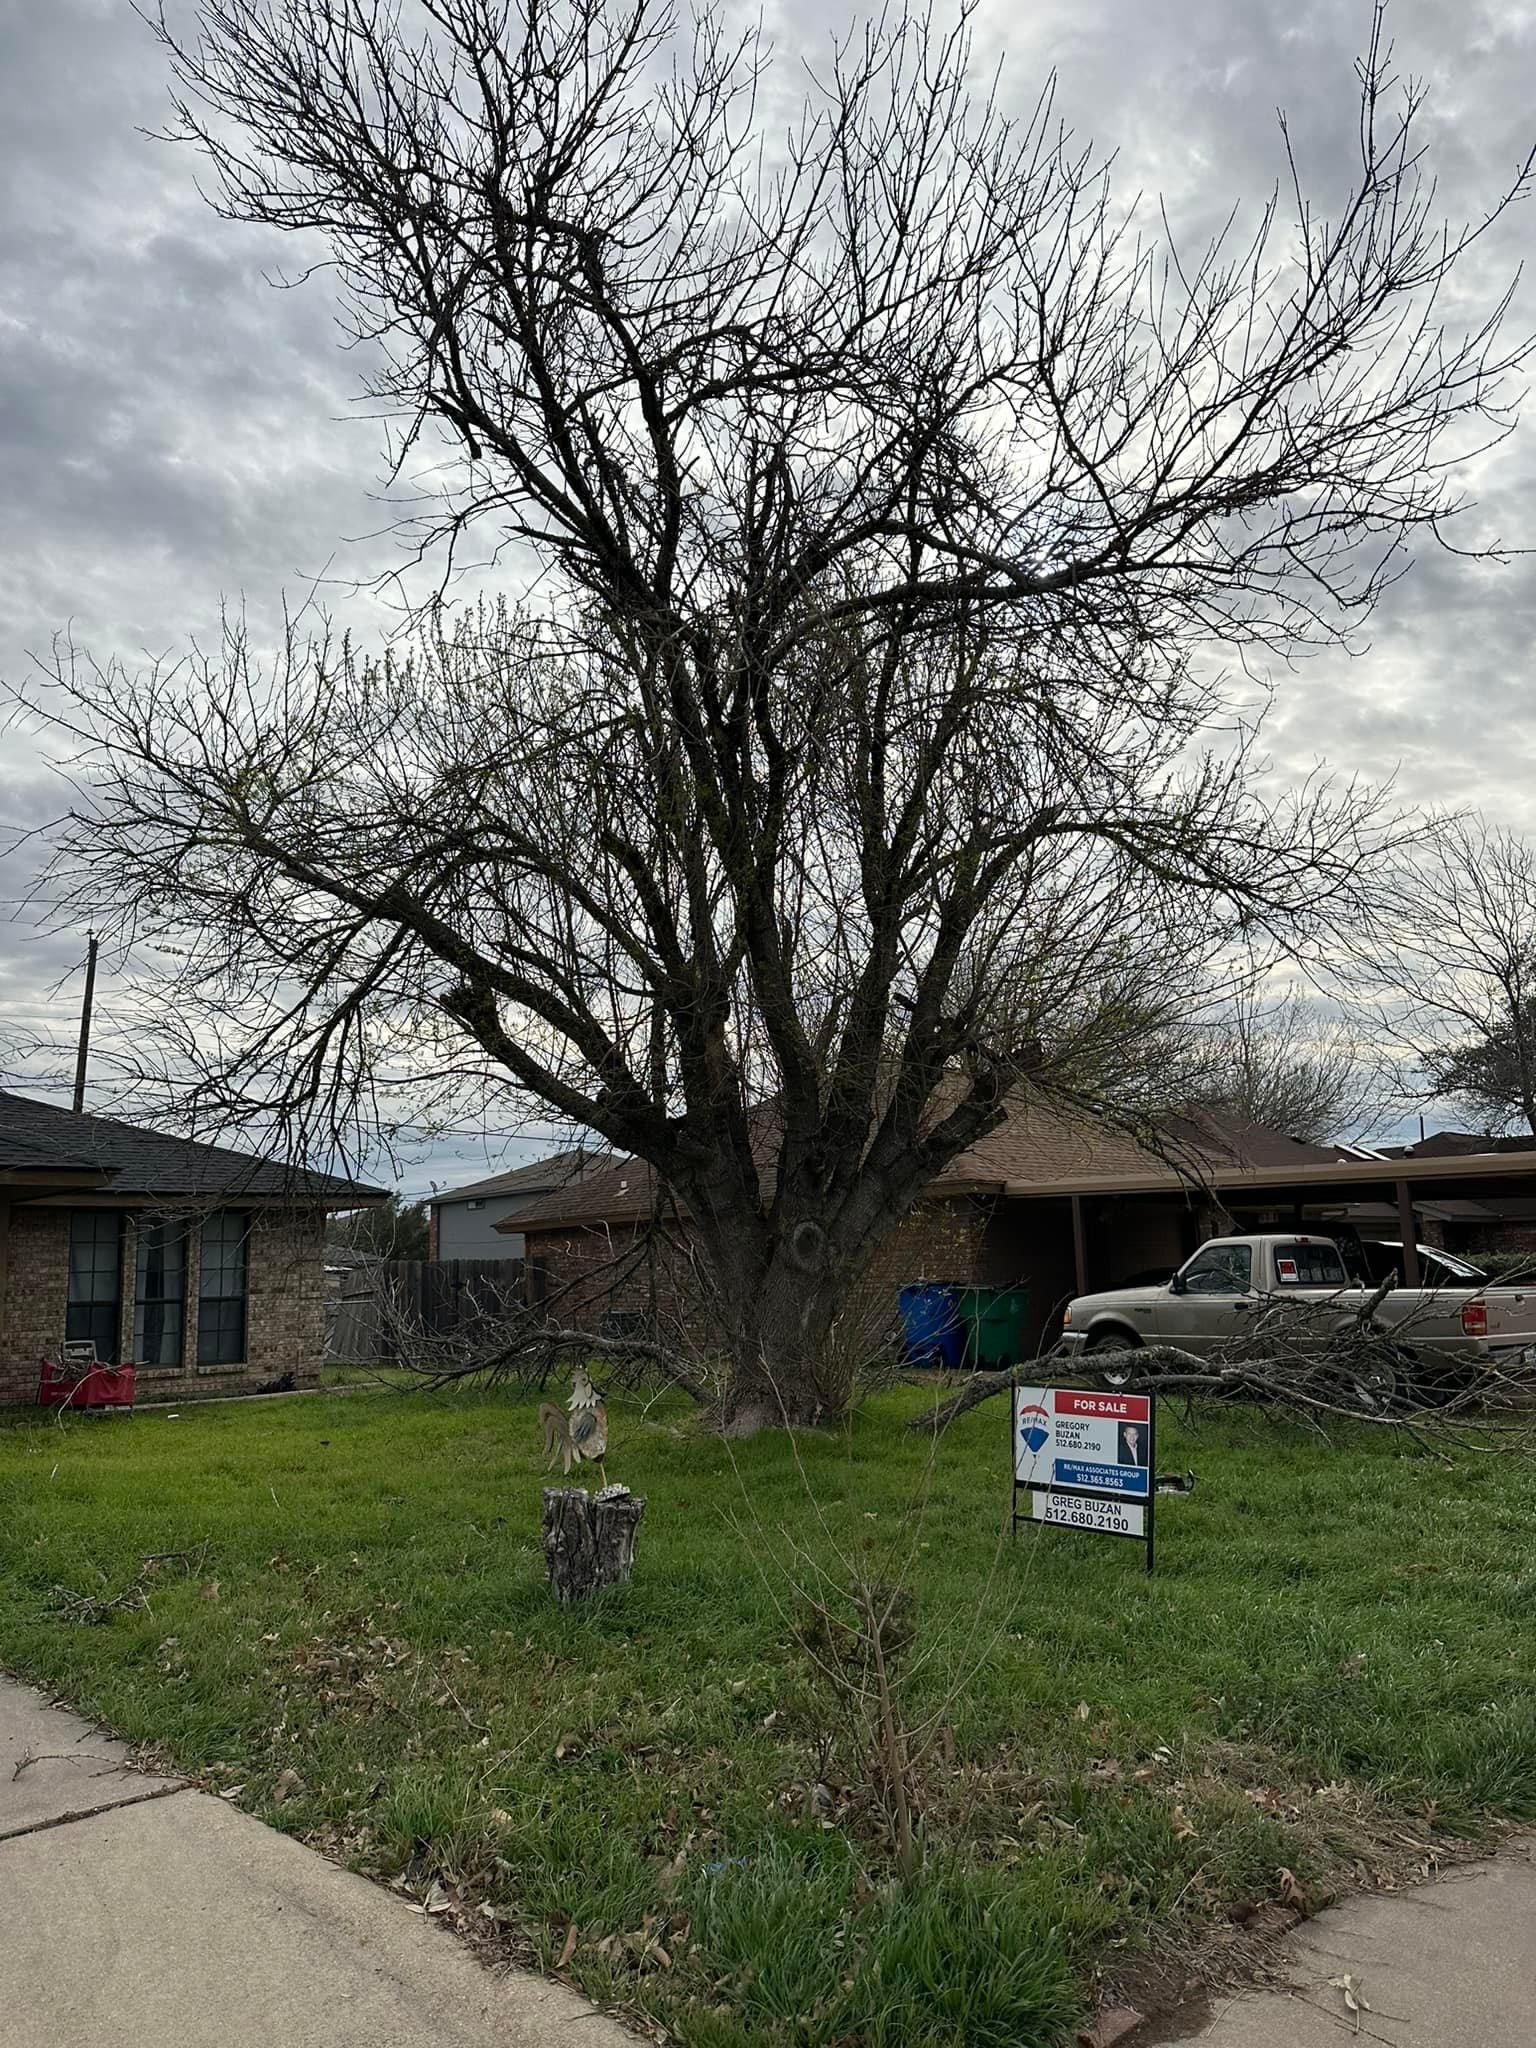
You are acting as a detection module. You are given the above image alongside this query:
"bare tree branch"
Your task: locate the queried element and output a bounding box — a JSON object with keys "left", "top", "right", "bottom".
{"left": 12, "top": 1, "right": 1534, "bottom": 1428}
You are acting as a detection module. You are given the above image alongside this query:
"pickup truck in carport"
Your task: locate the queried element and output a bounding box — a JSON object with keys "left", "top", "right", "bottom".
{"left": 1058, "top": 1233, "right": 1536, "bottom": 1373}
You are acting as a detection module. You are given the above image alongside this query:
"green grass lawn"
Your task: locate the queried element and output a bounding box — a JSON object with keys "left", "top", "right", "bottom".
{"left": 4, "top": 1384, "right": 1536, "bottom": 2046}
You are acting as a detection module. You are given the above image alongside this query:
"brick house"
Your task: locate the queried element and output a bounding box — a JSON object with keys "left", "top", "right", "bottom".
{"left": 0, "top": 1090, "right": 381, "bottom": 1406}
{"left": 506, "top": 1102, "right": 1536, "bottom": 1357}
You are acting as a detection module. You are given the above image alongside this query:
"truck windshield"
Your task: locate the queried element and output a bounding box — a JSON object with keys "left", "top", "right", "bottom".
{"left": 1272, "top": 1242, "right": 1348, "bottom": 1286}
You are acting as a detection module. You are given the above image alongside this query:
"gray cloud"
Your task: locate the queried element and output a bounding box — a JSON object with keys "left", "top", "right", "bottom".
{"left": 1, "top": 0, "right": 1533, "bottom": 1176}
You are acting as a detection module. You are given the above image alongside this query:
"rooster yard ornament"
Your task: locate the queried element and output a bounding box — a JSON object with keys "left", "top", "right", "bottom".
{"left": 539, "top": 1363, "right": 609, "bottom": 1485}
{"left": 538, "top": 1365, "right": 645, "bottom": 1605}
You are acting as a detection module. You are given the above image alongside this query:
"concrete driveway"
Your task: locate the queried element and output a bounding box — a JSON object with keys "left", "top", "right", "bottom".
{"left": 0, "top": 1676, "right": 631, "bottom": 2048}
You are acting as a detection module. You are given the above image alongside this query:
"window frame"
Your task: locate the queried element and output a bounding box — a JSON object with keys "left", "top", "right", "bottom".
{"left": 1270, "top": 1241, "right": 1349, "bottom": 1287}
{"left": 1180, "top": 1244, "right": 1254, "bottom": 1296}
{"left": 65, "top": 1210, "right": 125, "bottom": 1365}
{"left": 197, "top": 1210, "right": 251, "bottom": 1367}
{"left": 133, "top": 1217, "right": 189, "bottom": 1370}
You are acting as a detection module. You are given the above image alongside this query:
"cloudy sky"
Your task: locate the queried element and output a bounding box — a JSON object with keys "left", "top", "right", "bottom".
{"left": 1, "top": 0, "right": 1533, "bottom": 1189}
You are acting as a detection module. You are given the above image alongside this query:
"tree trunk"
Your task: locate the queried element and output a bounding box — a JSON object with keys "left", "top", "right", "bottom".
{"left": 541, "top": 1486, "right": 646, "bottom": 1602}
{"left": 716, "top": 1252, "right": 870, "bottom": 1436}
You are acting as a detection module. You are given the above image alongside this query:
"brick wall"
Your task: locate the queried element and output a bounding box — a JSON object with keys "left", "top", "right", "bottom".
{"left": 1449, "top": 1220, "right": 1536, "bottom": 1257}
{"left": 0, "top": 1200, "right": 329, "bottom": 1408}
{"left": 0, "top": 1207, "right": 71, "bottom": 1405}
{"left": 243, "top": 1208, "right": 328, "bottom": 1387}
{"left": 525, "top": 1195, "right": 995, "bottom": 1348}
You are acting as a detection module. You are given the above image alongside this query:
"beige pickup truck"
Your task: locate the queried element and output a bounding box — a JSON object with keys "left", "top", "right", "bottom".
{"left": 1058, "top": 1233, "right": 1536, "bottom": 1381}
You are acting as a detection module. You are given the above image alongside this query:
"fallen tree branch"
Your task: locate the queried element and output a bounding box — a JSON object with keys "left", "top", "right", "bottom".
{"left": 402, "top": 1323, "right": 713, "bottom": 1406}
{"left": 391, "top": 1310, "right": 716, "bottom": 1409}
{"left": 909, "top": 1308, "right": 1536, "bottom": 1445}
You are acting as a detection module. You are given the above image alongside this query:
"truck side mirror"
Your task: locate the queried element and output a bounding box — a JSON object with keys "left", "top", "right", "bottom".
{"left": 1168, "top": 1272, "right": 1188, "bottom": 1295}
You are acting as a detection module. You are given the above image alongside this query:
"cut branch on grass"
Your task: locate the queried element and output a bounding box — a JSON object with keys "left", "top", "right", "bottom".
{"left": 47, "top": 1543, "right": 212, "bottom": 1625}
{"left": 398, "top": 1311, "right": 715, "bottom": 1408}
{"left": 911, "top": 1284, "right": 1536, "bottom": 1446}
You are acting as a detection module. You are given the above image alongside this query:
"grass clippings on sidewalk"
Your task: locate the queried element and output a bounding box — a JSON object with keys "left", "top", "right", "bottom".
{"left": 4, "top": 1384, "right": 1536, "bottom": 2046}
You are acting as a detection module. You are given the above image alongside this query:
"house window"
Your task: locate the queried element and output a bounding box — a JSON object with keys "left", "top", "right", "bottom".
{"left": 197, "top": 1211, "right": 250, "bottom": 1365}
{"left": 134, "top": 1220, "right": 187, "bottom": 1368}
{"left": 465, "top": 1199, "right": 484, "bottom": 1211}
{"left": 66, "top": 1211, "right": 123, "bottom": 1364}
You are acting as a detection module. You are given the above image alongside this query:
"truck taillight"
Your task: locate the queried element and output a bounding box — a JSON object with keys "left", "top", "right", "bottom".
{"left": 1462, "top": 1300, "right": 1488, "bottom": 1337}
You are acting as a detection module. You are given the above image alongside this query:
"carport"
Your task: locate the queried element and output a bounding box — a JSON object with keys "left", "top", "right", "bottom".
{"left": 986, "top": 1149, "right": 1536, "bottom": 1345}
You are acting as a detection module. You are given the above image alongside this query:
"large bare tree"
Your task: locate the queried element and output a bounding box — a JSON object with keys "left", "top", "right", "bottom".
{"left": 19, "top": 0, "right": 1534, "bottom": 1428}
{"left": 1188, "top": 982, "right": 1384, "bottom": 1145}
{"left": 1374, "top": 815, "right": 1536, "bottom": 1135}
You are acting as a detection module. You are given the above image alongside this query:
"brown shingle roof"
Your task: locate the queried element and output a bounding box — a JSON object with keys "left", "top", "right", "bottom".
{"left": 512, "top": 1101, "right": 1342, "bottom": 1233}
{"left": 1383, "top": 1131, "right": 1536, "bottom": 1159}
{"left": 435, "top": 1147, "right": 618, "bottom": 1208}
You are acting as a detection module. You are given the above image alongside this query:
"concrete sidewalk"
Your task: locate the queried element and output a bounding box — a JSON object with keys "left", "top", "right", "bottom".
{"left": 0, "top": 1676, "right": 631, "bottom": 2048}
{"left": 1163, "top": 1842, "right": 1536, "bottom": 2047}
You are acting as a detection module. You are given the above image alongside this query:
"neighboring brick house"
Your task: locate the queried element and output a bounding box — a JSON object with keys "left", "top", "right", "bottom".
{"left": 507, "top": 1102, "right": 1536, "bottom": 1357}
{"left": 428, "top": 1148, "right": 618, "bottom": 1260}
{"left": 0, "top": 1090, "right": 381, "bottom": 1406}
{"left": 506, "top": 1105, "right": 1344, "bottom": 1355}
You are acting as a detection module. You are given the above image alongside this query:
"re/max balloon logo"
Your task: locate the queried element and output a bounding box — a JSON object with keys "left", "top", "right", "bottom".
{"left": 1017, "top": 1402, "right": 1051, "bottom": 1456}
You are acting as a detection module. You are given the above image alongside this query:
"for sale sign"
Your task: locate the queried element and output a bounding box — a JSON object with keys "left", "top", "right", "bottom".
{"left": 1014, "top": 1385, "right": 1152, "bottom": 1497}
{"left": 1012, "top": 1384, "right": 1156, "bottom": 1567}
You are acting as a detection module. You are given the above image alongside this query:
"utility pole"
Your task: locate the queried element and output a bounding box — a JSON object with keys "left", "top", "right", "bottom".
{"left": 72, "top": 933, "right": 98, "bottom": 1115}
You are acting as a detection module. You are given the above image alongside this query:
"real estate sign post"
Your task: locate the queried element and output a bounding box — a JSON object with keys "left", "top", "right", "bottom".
{"left": 1012, "top": 1383, "right": 1156, "bottom": 1572}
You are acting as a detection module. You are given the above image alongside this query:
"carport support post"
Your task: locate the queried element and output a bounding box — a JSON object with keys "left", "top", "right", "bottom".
{"left": 1395, "top": 1180, "right": 1421, "bottom": 1287}
{"left": 1070, "top": 1195, "right": 1088, "bottom": 1296}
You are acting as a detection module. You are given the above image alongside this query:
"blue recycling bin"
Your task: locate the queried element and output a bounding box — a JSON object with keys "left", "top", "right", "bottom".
{"left": 898, "top": 1284, "right": 966, "bottom": 1369}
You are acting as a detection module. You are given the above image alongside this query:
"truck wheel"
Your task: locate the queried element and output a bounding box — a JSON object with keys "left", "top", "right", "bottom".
{"left": 1085, "top": 1327, "right": 1140, "bottom": 1388}
{"left": 1349, "top": 1360, "right": 1399, "bottom": 1412}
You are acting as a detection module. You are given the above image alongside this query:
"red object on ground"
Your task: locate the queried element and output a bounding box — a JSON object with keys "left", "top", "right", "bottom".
{"left": 37, "top": 1359, "right": 138, "bottom": 1412}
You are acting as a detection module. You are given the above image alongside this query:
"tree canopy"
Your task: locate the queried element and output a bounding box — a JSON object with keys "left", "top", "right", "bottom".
{"left": 21, "top": 0, "right": 1534, "bottom": 1425}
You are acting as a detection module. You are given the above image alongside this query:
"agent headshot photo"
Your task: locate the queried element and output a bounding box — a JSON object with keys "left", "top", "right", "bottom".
{"left": 1117, "top": 1421, "right": 1148, "bottom": 1467}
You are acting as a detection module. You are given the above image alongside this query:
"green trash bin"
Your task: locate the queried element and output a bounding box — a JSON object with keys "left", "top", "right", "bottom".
{"left": 956, "top": 1286, "right": 1030, "bottom": 1369}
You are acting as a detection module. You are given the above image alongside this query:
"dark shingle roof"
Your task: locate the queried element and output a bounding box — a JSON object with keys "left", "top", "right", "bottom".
{"left": 0, "top": 1091, "right": 381, "bottom": 1203}
{"left": 434, "top": 1147, "right": 618, "bottom": 1208}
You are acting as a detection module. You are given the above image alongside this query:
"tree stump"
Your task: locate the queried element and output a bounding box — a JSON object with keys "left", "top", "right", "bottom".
{"left": 542, "top": 1486, "right": 646, "bottom": 1603}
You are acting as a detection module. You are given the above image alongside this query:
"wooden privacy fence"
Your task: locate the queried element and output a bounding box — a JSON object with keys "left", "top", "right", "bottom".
{"left": 325, "top": 1257, "right": 526, "bottom": 1363}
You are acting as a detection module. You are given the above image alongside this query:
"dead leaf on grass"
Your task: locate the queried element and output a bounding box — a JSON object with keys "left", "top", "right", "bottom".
{"left": 655, "top": 1834, "right": 696, "bottom": 1894}
{"left": 1277, "top": 1866, "right": 1305, "bottom": 1908}
{"left": 1170, "top": 1804, "right": 1198, "bottom": 1841}
{"left": 1074, "top": 1702, "right": 1092, "bottom": 1722}
{"left": 556, "top": 1921, "right": 579, "bottom": 1969}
